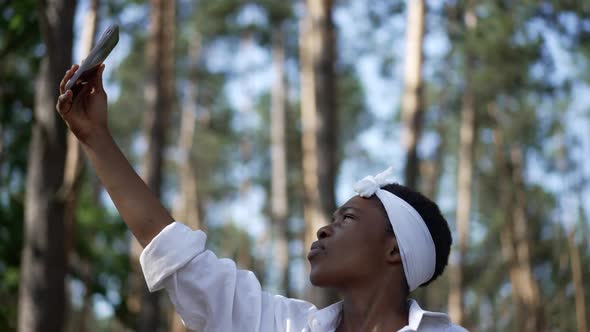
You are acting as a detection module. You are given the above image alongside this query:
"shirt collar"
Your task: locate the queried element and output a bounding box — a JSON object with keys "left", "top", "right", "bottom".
{"left": 308, "top": 301, "right": 343, "bottom": 331}
{"left": 406, "top": 299, "right": 452, "bottom": 330}
{"left": 308, "top": 299, "right": 452, "bottom": 331}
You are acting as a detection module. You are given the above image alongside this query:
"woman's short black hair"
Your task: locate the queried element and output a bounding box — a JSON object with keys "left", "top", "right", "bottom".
{"left": 377, "top": 183, "right": 452, "bottom": 287}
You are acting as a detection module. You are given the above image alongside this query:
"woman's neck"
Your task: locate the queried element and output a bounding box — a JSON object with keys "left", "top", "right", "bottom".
{"left": 336, "top": 273, "right": 409, "bottom": 332}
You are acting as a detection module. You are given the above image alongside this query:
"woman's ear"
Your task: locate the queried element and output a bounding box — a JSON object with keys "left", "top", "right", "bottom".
{"left": 386, "top": 238, "right": 402, "bottom": 265}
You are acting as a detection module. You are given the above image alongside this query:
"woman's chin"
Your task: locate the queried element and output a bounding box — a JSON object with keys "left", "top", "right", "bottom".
{"left": 309, "top": 270, "right": 324, "bottom": 286}
{"left": 310, "top": 279, "right": 330, "bottom": 288}
{"left": 309, "top": 268, "right": 333, "bottom": 287}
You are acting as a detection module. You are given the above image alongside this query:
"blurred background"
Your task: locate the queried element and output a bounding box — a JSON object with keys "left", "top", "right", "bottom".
{"left": 1, "top": 0, "right": 590, "bottom": 331}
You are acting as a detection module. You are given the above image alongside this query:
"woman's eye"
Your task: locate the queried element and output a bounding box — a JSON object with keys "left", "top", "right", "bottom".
{"left": 343, "top": 214, "right": 355, "bottom": 222}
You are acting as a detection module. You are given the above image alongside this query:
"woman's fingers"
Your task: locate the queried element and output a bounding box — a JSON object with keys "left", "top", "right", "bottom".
{"left": 60, "top": 64, "right": 79, "bottom": 94}
{"left": 56, "top": 90, "right": 73, "bottom": 116}
{"left": 59, "top": 69, "right": 69, "bottom": 94}
{"left": 73, "top": 82, "right": 93, "bottom": 104}
{"left": 96, "top": 64, "right": 105, "bottom": 92}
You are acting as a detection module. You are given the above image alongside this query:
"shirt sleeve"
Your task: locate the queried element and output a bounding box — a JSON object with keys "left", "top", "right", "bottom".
{"left": 139, "top": 222, "right": 316, "bottom": 331}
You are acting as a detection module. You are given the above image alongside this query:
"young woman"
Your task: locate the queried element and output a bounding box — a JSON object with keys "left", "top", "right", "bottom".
{"left": 56, "top": 64, "right": 467, "bottom": 332}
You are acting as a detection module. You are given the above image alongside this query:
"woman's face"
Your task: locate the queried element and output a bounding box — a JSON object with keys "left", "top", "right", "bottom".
{"left": 308, "top": 195, "right": 395, "bottom": 289}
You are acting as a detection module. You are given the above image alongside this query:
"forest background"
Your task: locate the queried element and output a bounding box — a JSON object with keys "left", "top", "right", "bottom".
{"left": 1, "top": 0, "right": 590, "bottom": 331}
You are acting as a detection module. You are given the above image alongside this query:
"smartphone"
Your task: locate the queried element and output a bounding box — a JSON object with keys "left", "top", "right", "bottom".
{"left": 66, "top": 24, "right": 119, "bottom": 96}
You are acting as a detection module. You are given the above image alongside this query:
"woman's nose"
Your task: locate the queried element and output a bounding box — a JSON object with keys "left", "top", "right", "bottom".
{"left": 316, "top": 224, "right": 333, "bottom": 239}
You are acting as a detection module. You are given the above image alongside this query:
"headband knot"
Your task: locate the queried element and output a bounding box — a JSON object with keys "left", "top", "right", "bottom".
{"left": 353, "top": 166, "right": 395, "bottom": 197}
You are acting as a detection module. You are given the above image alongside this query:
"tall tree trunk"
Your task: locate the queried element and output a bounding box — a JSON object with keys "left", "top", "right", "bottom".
{"left": 448, "top": 4, "right": 477, "bottom": 325}
{"left": 422, "top": 123, "right": 445, "bottom": 203}
{"left": 568, "top": 228, "right": 588, "bottom": 332}
{"left": 70, "top": 253, "right": 94, "bottom": 332}
{"left": 19, "top": 1, "right": 77, "bottom": 331}
{"left": 64, "top": 1, "right": 100, "bottom": 328}
{"left": 64, "top": 0, "right": 99, "bottom": 269}
{"left": 300, "top": 0, "right": 338, "bottom": 307}
{"left": 401, "top": 0, "right": 426, "bottom": 190}
{"left": 509, "top": 146, "right": 544, "bottom": 332}
{"left": 491, "top": 104, "right": 543, "bottom": 332}
{"left": 128, "top": 0, "right": 176, "bottom": 331}
{"left": 271, "top": 26, "right": 291, "bottom": 297}
{"left": 447, "top": 83, "right": 475, "bottom": 326}
{"left": 493, "top": 126, "right": 517, "bottom": 331}
{"left": 417, "top": 123, "right": 446, "bottom": 309}
{"left": 173, "top": 31, "right": 202, "bottom": 231}
{"left": 556, "top": 137, "right": 588, "bottom": 332}
{"left": 491, "top": 104, "right": 520, "bottom": 331}
{"left": 169, "top": 31, "right": 201, "bottom": 332}
{"left": 557, "top": 235, "right": 570, "bottom": 331}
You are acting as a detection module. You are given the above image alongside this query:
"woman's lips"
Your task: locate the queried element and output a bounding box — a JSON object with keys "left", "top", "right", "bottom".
{"left": 307, "top": 248, "right": 325, "bottom": 260}
{"left": 307, "top": 241, "right": 326, "bottom": 260}
{"left": 307, "top": 248, "right": 324, "bottom": 261}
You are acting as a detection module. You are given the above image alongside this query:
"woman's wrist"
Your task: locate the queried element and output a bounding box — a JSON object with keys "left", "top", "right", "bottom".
{"left": 82, "top": 126, "right": 113, "bottom": 151}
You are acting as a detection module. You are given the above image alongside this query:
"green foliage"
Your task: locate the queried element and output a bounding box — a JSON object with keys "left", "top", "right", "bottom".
{"left": 72, "top": 174, "right": 133, "bottom": 326}
{"left": 206, "top": 222, "right": 266, "bottom": 282}
{"left": 0, "top": 0, "right": 40, "bottom": 58}
{"left": 0, "top": 0, "right": 40, "bottom": 195}
{"left": 0, "top": 195, "right": 23, "bottom": 331}
{"left": 109, "top": 32, "right": 148, "bottom": 157}
{"left": 0, "top": 1, "right": 40, "bottom": 330}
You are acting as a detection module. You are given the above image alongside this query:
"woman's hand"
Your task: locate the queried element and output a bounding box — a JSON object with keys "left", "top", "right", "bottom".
{"left": 56, "top": 63, "right": 108, "bottom": 144}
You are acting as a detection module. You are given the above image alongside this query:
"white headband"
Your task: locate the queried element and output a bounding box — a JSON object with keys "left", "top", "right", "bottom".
{"left": 353, "top": 167, "right": 436, "bottom": 291}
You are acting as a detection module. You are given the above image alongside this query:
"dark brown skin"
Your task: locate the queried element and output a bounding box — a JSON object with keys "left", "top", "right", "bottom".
{"left": 309, "top": 195, "right": 410, "bottom": 332}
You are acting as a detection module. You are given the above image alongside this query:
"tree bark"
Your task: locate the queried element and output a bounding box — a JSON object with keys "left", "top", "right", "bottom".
{"left": 71, "top": 254, "right": 94, "bottom": 332}
{"left": 64, "top": 1, "right": 100, "bottom": 328}
{"left": 64, "top": 0, "right": 99, "bottom": 268}
{"left": 169, "top": 31, "right": 201, "bottom": 332}
{"left": 128, "top": 0, "right": 176, "bottom": 331}
{"left": 491, "top": 104, "right": 543, "bottom": 332}
{"left": 18, "top": 0, "right": 77, "bottom": 331}
{"left": 271, "top": 26, "right": 291, "bottom": 297}
{"left": 491, "top": 104, "right": 520, "bottom": 331}
{"left": 509, "top": 146, "right": 544, "bottom": 332}
{"left": 557, "top": 234, "right": 570, "bottom": 331}
{"left": 447, "top": 83, "right": 475, "bottom": 327}
{"left": 556, "top": 138, "right": 588, "bottom": 332}
{"left": 402, "top": 0, "right": 426, "bottom": 191}
{"left": 173, "top": 31, "right": 202, "bottom": 231}
{"left": 417, "top": 123, "right": 446, "bottom": 309}
{"left": 300, "top": 0, "right": 338, "bottom": 307}
{"left": 568, "top": 229, "right": 588, "bottom": 332}
{"left": 422, "top": 123, "right": 445, "bottom": 202}
{"left": 448, "top": 4, "right": 477, "bottom": 325}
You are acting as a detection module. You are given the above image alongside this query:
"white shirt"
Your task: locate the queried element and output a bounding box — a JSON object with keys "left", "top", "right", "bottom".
{"left": 140, "top": 222, "right": 468, "bottom": 332}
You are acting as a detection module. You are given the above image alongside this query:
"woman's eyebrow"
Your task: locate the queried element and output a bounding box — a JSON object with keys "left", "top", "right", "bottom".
{"left": 333, "top": 206, "right": 360, "bottom": 219}
{"left": 342, "top": 207, "right": 360, "bottom": 214}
